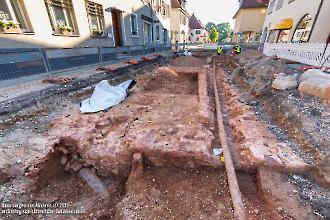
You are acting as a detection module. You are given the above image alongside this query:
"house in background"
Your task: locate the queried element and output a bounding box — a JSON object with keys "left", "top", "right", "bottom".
{"left": 188, "top": 13, "right": 208, "bottom": 44}
{"left": 142, "top": 0, "right": 171, "bottom": 48}
{"left": 0, "top": 0, "right": 172, "bottom": 81}
{"left": 170, "top": 0, "right": 190, "bottom": 45}
{"left": 261, "top": 0, "right": 330, "bottom": 45}
{"left": 233, "top": 0, "right": 269, "bottom": 43}
{"left": 0, "top": 0, "right": 171, "bottom": 49}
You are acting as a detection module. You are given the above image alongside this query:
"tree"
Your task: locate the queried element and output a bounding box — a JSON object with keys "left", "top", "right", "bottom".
{"left": 205, "top": 22, "right": 215, "bottom": 31}
{"left": 209, "top": 27, "right": 219, "bottom": 43}
{"left": 216, "top": 22, "right": 231, "bottom": 43}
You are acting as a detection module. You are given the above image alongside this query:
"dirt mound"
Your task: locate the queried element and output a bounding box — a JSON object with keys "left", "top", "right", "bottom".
{"left": 169, "top": 56, "right": 204, "bottom": 67}
{"left": 141, "top": 67, "right": 198, "bottom": 95}
{"left": 235, "top": 49, "right": 264, "bottom": 65}
{"left": 230, "top": 55, "right": 289, "bottom": 97}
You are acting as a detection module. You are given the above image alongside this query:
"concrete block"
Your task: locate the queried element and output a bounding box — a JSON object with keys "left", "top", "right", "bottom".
{"left": 298, "top": 69, "right": 330, "bottom": 100}
{"left": 272, "top": 74, "right": 298, "bottom": 90}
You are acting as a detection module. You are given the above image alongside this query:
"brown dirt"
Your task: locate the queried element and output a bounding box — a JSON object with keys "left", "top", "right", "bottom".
{"left": 46, "top": 64, "right": 217, "bottom": 180}
{"left": 219, "top": 50, "right": 330, "bottom": 218}
{"left": 0, "top": 54, "right": 326, "bottom": 219}
{"left": 117, "top": 165, "right": 235, "bottom": 219}
{"left": 169, "top": 56, "right": 205, "bottom": 67}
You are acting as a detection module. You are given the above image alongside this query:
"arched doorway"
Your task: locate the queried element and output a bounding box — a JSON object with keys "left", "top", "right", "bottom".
{"left": 292, "top": 14, "right": 313, "bottom": 42}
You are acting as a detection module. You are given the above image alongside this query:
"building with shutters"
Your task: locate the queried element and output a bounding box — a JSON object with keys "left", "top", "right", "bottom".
{"left": 0, "top": 0, "right": 173, "bottom": 80}
{"left": 0, "top": 0, "right": 172, "bottom": 48}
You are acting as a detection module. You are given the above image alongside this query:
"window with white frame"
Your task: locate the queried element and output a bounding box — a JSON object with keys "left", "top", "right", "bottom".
{"left": 143, "top": 22, "right": 151, "bottom": 44}
{"left": 163, "top": 28, "right": 167, "bottom": 42}
{"left": 181, "top": 14, "right": 186, "bottom": 25}
{"left": 44, "top": 0, "right": 78, "bottom": 35}
{"left": 157, "top": 0, "right": 161, "bottom": 13}
{"left": 292, "top": 14, "right": 313, "bottom": 42}
{"left": 156, "top": 25, "right": 160, "bottom": 41}
{"left": 85, "top": 1, "right": 104, "bottom": 36}
{"left": 161, "top": 1, "right": 165, "bottom": 16}
{"left": 161, "top": 1, "right": 169, "bottom": 17}
{"left": 130, "top": 13, "right": 138, "bottom": 37}
{"left": 0, "top": 0, "right": 31, "bottom": 32}
{"left": 277, "top": 29, "right": 290, "bottom": 43}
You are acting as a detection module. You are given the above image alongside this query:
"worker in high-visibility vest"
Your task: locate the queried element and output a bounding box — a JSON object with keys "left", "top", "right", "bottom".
{"left": 217, "top": 45, "right": 223, "bottom": 55}
{"left": 233, "top": 45, "right": 242, "bottom": 54}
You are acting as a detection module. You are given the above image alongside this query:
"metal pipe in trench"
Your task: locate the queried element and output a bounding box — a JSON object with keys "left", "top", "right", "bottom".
{"left": 212, "top": 61, "right": 246, "bottom": 220}
{"left": 79, "top": 168, "right": 110, "bottom": 199}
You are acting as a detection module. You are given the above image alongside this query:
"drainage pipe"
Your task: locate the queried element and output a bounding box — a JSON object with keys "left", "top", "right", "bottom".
{"left": 79, "top": 168, "right": 110, "bottom": 199}
{"left": 212, "top": 61, "right": 246, "bottom": 220}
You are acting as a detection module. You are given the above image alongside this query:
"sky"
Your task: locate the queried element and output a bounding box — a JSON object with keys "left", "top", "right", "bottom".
{"left": 186, "top": 0, "right": 239, "bottom": 28}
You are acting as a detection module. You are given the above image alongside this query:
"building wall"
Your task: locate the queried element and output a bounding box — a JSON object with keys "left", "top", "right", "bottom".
{"left": 234, "top": 8, "right": 267, "bottom": 34}
{"left": 0, "top": 0, "right": 171, "bottom": 48}
{"left": 189, "top": 28, "right": 208, "bottom": 43}
{"left": 233, "top": 7, "right": 267, "bottom": 42}
{"left": 170, "top": 8, "right": 189, "bottom": 44}
{"left": 309, "top": 0, "right": 330, "bottom": 43}
{"left": 262, "top": 0, "right": 329, "bottom": 43}
{"left": 152, "top": 0, "right": 171, "bottom": 45}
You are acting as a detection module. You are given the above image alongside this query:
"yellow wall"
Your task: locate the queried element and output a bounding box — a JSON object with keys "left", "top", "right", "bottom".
{"left": 170, "top": 8, "right": 189, "bottom": 44}
{"left": 234, "top": 8, "right": 267, "bottom": 34}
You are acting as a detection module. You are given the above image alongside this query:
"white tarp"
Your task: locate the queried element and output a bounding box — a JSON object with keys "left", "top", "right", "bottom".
{"left": 80, "top": 79, "right": 133, "bottom": 113}
{"left": 183, "top": 50, "right": 192, "bottom": 56}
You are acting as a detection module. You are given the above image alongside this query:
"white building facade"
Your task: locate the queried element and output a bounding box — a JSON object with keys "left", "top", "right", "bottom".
{"left": 188, "top": 13, "right": 208, "bottom": 44}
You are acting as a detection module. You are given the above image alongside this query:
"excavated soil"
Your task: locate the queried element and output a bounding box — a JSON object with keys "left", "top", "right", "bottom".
{"left": 219, "top": 50, "right": 330, "bottom": 218}
{"left": 0, "top": 54, "right": 327, "bottom": 219}
{"left": 169, "top": 56, "right": 205, "bottom": 67}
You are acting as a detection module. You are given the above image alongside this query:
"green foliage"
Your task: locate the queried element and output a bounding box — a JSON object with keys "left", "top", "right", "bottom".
{"left": 0, "top": 20, "right": 6, "bottom": 27}
{"left": 209, "top": 27, "right": 219, "bottom": 43}
{"left": 207, "top": 22, "right": 232, "bottom": 43}
{"left": 0, "top": 19, "right": 19, "bottom": 28}
{"left": 205, "top": 22, "right": 215, "bottom": 31}
{"left": 216, "top": 22, "right": 231, "bottom": 43}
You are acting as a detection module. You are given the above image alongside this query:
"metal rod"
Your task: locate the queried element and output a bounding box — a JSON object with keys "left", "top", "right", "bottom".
{"left": 212, "top": 60, "right": 246, "bottom": 220}
{"left": 39, "top": 48, "right": 53, "bottom": 78}
{"left": 99, "top": 38, "right": 103, "bottom": 68}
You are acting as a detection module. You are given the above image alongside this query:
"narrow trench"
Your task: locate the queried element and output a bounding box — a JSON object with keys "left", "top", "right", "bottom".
{"left": 212, "top": 57, "right": 281, "bottom": 220}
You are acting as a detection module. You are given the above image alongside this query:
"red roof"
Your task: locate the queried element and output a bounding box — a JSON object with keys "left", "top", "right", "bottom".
{"left": 171, "top": 0, "right": 181, "bottom": 8}
{"left": 189, "top": 14, "right": 204, "bottom": 29}
{"left": 233, "top": 0, "right": 269, "bottom": 18}
{"left": 240, "top": 0, "right": 269, "bottom": 8}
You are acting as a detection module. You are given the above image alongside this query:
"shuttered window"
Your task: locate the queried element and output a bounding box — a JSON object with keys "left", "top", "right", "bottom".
{"left": 44, "top": 0, "right": 78, "bottom": 34}
{"left": 85, "top": 1, "right": 104, "bottom": 36}
{"left": 130, "top": 13, "right": 138, "bottom": 36}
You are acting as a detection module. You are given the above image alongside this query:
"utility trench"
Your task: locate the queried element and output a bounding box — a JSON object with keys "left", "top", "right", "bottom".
{"left": 0, "top": 52, "right": 328, "bottom": 219}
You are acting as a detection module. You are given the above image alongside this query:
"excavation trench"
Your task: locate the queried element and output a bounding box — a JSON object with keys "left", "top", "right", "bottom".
{"left": 5, "top": 55, "right": 318, "bottom": 219}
